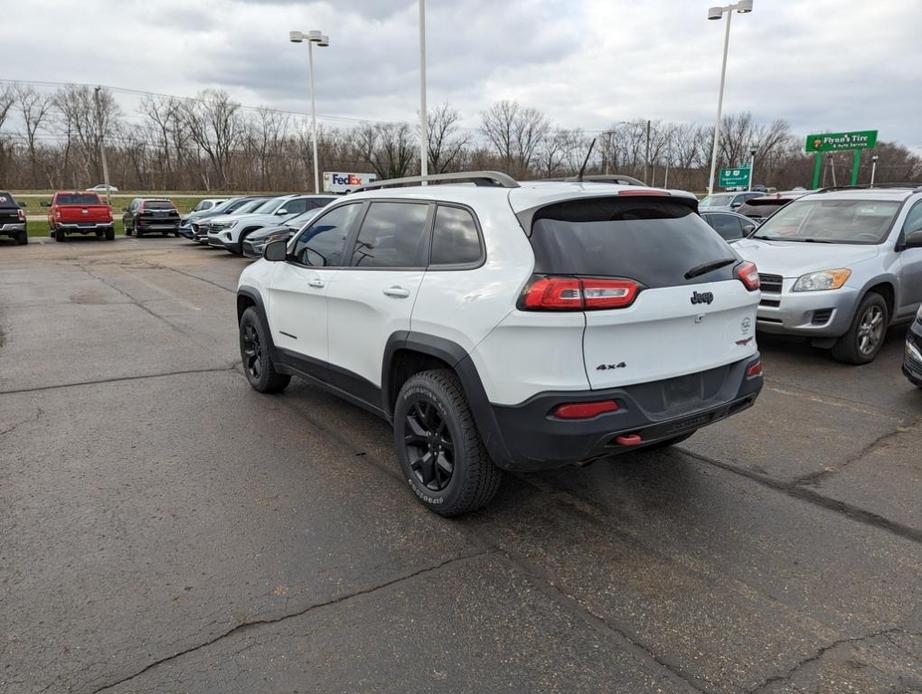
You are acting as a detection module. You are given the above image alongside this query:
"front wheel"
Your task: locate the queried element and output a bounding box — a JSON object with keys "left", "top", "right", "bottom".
{"left": 832, "top": 293, "right": 889, "bottom": 364}
{"left": 393, "top": 370, "right": 502, "bottom": 516}
{"left": 239, "top": 307, "right": 290, "bottom": 393}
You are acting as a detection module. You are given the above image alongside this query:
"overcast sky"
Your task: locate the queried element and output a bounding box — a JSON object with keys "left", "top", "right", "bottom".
{"left": 3, "top": 0, "right": 921, "bottom": 149}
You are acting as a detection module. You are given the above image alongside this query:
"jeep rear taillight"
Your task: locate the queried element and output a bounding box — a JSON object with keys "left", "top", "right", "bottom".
{"left": 736, "top": 261, "right": 760, "bottom": 291}
{"left": 520, "top": 276, "right": 641, "bottom": 311}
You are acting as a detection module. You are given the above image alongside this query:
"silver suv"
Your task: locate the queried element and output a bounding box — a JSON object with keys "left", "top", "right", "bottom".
{"left": 735, "top": 185, "right": 922, "bottom": 363}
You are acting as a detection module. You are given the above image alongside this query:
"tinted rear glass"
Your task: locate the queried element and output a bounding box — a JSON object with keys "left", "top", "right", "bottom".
{"left": 737, "top": 202, "right": 786, "bottom": 218}
{"left": 0, "top": 192, "right": 16, "bottom": 208}
{"left": 529, "top": 197, "right": 738, "bottom": 288}
{"left": 58, "top": 194, "right": 101, "bottom": 205}
{"left": 431, "top": 205, "right": 482, "bottom": 266}
{"left": 350, "top": 202, "right": 430, "bottom": 268}
{"left": 143, "top": 200, "right": 175, "bottom": 210}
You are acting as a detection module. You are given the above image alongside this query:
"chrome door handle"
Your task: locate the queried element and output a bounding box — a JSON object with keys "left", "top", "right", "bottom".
{"left": 308, "top": 279, "right": 325, "bottom": 288}
{"left": 383, "top": 286, "right": 411, "bottom": 298}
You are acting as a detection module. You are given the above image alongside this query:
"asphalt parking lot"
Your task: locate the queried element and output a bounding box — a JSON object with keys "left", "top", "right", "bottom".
{"left": 1, "top": 236, "right": 920, "bottom": 693}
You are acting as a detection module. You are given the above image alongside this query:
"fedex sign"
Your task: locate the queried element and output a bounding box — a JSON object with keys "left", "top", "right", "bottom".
{"left": 323, "top": 171, "right": 377, "bottom": 193}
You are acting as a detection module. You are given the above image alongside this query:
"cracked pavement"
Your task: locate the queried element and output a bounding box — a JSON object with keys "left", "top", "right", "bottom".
{"left": 1, "top": 236, "right": 921, "bottom": 693}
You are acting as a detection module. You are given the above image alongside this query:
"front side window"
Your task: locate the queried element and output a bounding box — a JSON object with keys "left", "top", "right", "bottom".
{"left": 291, "top": 203, "right": 363, "bottom": 267}
{"left": 350, "top": 202, "right": 430, "bottom": 268}
{"left": 902, "top": 200, "right": 922, "bottom": 235}
{"left": 754, "top": 199, "right": 901, "bottom": 244}
{"left": 278, "top": 198, "right": 308, "bottom": 215}
{"left": 431, "top": 205, "right": 482, "bottom": 266}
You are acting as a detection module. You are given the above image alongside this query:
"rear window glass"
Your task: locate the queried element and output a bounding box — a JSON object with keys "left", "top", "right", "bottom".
{"left": 737, "top": 202, "right": 786, "bottom": 218}
{"left": 142, "top": 200, "right": 175, "bottom": 210}
{"left": 528, "top": 197, "right": 737, "bottom": 288}
{"left": 0, "top": 192, "right": 16, "bottom": 208}
{"left": 58, "top": 194, "right": 101, "bottom": 205}
{"left": 431, "top": 205, "right": 482, "bottom": 266}
{"left": 351, "top": 202, "right": 430, "bottom": 268}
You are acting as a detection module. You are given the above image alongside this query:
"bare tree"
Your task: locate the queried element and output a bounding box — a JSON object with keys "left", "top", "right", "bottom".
{"left": 480, "top": 100, "right": 549, "bottom": 176}
{"left": 182, "top": 90, "right": 242, "bottom": 189}
{"left": 369, "top": 123, "right": 415, "bottom": 179}
{"left": 14, "top": 86, "right": 52, "bottom": 188}
{"left": 426, "top": 104, "right": 468, "bottom": 173}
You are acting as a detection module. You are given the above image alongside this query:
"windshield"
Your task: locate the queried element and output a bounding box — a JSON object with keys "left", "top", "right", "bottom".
{"left": 699, "top": 194, "right": 735, "bottom": 208}
{"left": 754, "top": 198, "right": 900, "bottom": 244}
{"left": 233, "top": 198, "right": 271, "bottom": 215}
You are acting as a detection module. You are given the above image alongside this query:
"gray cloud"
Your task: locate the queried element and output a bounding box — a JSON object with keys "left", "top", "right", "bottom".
{"left": 1, "top": 0, "right": 920, "bottom": 149}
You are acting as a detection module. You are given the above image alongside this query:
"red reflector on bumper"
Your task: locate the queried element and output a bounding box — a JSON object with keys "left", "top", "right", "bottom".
{"left": 553, "top": 400, "right": 619, "bottom": 419}
{"left": 746, "top": 360, "right": 763, "bottom": 379}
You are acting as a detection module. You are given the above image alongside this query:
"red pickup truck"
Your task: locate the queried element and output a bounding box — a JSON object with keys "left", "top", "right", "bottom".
{"left": 45, "top": 191, "right": 114, "bottom": 242}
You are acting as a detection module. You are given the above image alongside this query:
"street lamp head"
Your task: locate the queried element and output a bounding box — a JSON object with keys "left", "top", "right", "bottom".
{"left": 289, "top": 30, "right": 304, "bottom": 43}
{"left": 872, "top": 154, "right": 879, "bottom": 162}
{"left": 707, "top": 6, "right": 724, "bottom": 20}
{"left": 317, "top": 35, "right": 330, "bottom": 47}
{"left": 736, "top": 0, "right": 754, "bottom": 13}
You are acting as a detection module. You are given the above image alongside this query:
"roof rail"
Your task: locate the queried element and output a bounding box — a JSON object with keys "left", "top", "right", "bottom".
{"left": 355, "top": 170, "right": 519, "bottom": 191}
{"left": 816, "top": 182, "right": 920, "bottom": 193}
{"left": 536, "top": 174, "right": 647, "bottom": 186}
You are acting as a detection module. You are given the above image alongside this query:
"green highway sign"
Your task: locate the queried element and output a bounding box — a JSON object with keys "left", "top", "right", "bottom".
{"left": 718, "top": 166, "right": 751, "bottom": 188}
{"left": 805, "top": 130, "right": 877, "bottom": 153}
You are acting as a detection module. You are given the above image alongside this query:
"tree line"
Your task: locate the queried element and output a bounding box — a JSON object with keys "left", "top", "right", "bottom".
{"left": 0, "top": 84, "right": 919, "bottom": 192}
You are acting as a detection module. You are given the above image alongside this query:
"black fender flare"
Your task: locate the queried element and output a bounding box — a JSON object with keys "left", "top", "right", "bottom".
{"left": 382, "top": 331, "right": 515, "bottom": 468}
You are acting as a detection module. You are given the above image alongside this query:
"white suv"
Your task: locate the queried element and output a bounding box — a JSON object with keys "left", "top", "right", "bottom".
{"left": 208, "top": 195, "right": 335, "bottom": 255}
{"left": 236, "top": 172, "right": 764, "bottom": 515}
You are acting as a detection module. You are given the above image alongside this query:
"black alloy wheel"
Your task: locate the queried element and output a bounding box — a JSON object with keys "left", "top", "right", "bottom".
{"left": 403, "top": 398, "right": 455, "bottom": 491}
{"left": 241, "top": 321, "right": 262, "bottom": 381}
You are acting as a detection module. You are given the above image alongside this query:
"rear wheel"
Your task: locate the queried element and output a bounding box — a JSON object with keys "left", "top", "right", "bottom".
{"left": 394, "top": 370, "right": 502, "bottom": 516}
{"left": 136, "top": 228, "right": 144, "bottom": 238}
{"left": 125, "top": 223, "right": 132, "bottom": 236}
{"left": 15, "top": 230, "right": 28, "bottom": 245}
{"left": 239, "top": 307, "right": 290, "bottom": 393}
{"left": 54, "top": 227, "right": 65, "bottom": 242}
{"left": 105, "top": 227, "right": 115, "bottom": 241}
{"left": 832, "top": 293, "right": 889, "bottom": 365}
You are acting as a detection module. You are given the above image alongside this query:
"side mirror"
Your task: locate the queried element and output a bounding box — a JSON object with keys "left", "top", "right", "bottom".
{"left": 275, "top": 208, "right": 288, "bottom": 216}
{"left": 731, "top": 201, "right": 742, "bottom": 208}
{"left": 743, "top": 223, "right": 756, "bottom": 235}
{"left": 264, "top": 239, "right": 288, "bottom": 261}
{"left": 904, "top": 229, "right": 922, "bottom": 249}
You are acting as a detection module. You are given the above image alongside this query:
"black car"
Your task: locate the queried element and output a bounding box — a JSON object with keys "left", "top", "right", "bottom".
{"left": 0, "top": 191, "right": 28, "bottom": 245}
{"left": 903, "top": 307, "right": 922, "bottom": 388}
{"left": 123, "top": 198, "right": 181, "bottom": 237}
{"left": 700, "top": 210, "right": 756, "bottom": 243}
{"left": 736, "top": 191, "right": 809, "bottom": 226}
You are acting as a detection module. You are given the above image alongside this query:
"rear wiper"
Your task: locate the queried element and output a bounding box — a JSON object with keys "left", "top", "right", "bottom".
{"left": 684, "top": 257, "right": 736, "bottom": 280}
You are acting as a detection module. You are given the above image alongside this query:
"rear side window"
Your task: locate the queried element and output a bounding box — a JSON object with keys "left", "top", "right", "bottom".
{"left": 704, "top": 213, "right": 745, "bottom": 241}
{"left": 350, "top": 202, "right": 430, "bottom": 268}
{"left": 431, "top": 205, "right": 482, "bottom": 266}
{"left": 291, "top": 203, "right": 363, "bottom": 267}
{"left": 528, "top": 197, "right": 737, "bottom": 288}
{"left": 58, "top": 194, "right": 101, "bottom": 205}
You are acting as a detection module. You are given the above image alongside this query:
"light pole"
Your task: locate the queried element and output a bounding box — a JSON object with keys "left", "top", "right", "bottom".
{"left": 870, "top": 154, "right": 879, "bottom": 186}
{"left": 93, "top": 86, "right": 111, "bottom": 206}
{"left": 418, "top": 0, "right": 428, "bottom": 181}
{"left": 705, "top": 0, "right": 754, "bottom": 196}
{"left": 290, "top": 29, "right": 329, "bottom": 193}
{"left": 747, "top": 147, "right": 756, "bottom": 191}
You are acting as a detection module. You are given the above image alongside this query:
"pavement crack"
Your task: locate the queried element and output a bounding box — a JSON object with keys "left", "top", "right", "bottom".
{"left": 0, "top": 406, "right": 43, "bottom": 438}
{"left": 745, "top": 626, "right": 908, "bottom": 693}
{"left": 792, "top": 417, "right": 921, "bottom": 488}
{"left": 0, "top": 366, "right": 238, "bottom": 396}
{"left": 88, "top": 551, "right": 492, "bottom": 693}
{"left": 679, "top": 447, "right": 922, "bottom": 545}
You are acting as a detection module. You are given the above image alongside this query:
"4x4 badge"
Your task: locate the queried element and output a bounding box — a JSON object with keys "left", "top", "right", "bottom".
{"left": 596, "top": 362, "right": 626, "bottom": 371}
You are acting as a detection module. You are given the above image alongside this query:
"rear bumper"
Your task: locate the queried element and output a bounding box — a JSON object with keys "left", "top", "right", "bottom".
{"left": 0, "top": 222, "right": 25, "bottom": 235}
{"left": 56, "top": 222, "right": 113, "bottom": 230}
{"left": 487, "top": 355, "right": 763, "bottom": 471}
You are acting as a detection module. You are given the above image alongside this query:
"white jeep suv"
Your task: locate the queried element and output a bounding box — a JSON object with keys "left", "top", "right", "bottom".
{"left": 236, "top": 172, "right": 764, "bottom": 515}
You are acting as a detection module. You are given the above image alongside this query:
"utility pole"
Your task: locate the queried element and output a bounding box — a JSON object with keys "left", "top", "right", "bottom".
{"left": 643, "top": 119, "right": 651, "bottom": 184}
{"left": 418, "top": 0, "right": 428, "bottom": 182}
{"left": 93, "top": 86, "right": 111, "bottom": 206}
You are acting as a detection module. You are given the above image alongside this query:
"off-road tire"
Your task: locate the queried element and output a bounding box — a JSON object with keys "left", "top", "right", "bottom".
{"left": 239, "top": 307, "right": 290, "bottom": 394}
{"left": 54, "top": 227, "right": 65, "bottom": 242}
{"left": 832, "top": 292, "right": 889, "bottom": 365}
{"left": 393, "top": 369, "right": 502, "bottom": 516}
